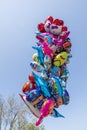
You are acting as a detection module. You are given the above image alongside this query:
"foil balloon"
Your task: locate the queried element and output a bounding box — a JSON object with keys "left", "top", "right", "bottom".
{"left": 53, "top": 51, "right": 69, "bottom": 66}
{"left": 36, "top": 98, "right": 55, "bottom": 126}
{"left": 20, "top": 16, "right": 72, "bottom": 126}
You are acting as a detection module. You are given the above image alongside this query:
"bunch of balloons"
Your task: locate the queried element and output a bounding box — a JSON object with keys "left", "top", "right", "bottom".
{"left": 20, "top": 16, "right": 72, "bottom": 126}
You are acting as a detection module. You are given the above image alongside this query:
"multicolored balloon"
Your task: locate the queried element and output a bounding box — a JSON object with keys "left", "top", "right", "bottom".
{"left": 20, "top": 16, "right": 72, "bottom": 126}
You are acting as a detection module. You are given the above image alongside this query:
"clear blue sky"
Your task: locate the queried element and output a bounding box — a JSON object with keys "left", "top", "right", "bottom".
{"left": 0, "top": 0, "right": 87, "bottom": 130}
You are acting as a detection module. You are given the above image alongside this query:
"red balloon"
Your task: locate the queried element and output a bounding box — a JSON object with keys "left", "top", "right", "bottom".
{"left": 28, "top": 74, "right": 35, "bottom": 83}
{"left": 62, "top": 26, "right": 67, "bottom": 31}
{"left": 59, "top": 20, "right": 64, "bottom": 26}
{"left": 52, "top": 19, "right": 60, "bottom": 25}
{"left": 53, "top": 19, "right": 64, "bottom": 26}
{"left": 45, "top": 16, "right": 53, "bottom": 23}
{"left": 37, "top": 23, "right": 46, "bottom": 33}
{"left": 22, "top": 81, "right": 36, "bottom": 93}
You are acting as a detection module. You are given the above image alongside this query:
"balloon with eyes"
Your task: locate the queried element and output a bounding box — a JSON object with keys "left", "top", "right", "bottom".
{"left": 44, "top": 16, "right": 63, "bottom": 35}
{"left": 37, "top": 16, "right": 70, "bottom": 54}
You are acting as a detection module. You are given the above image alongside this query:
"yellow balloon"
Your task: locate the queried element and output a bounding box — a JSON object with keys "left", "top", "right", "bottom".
{"left": 53, "top": 52, "right": 68, "bottom": 66}
{"left": 32, "top": 53, "right": 39, "bottom": 63}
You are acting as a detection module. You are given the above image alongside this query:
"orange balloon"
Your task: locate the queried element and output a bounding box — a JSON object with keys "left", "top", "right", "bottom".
{"left": 22, "top": 81, "right": 36, "bottom": 93}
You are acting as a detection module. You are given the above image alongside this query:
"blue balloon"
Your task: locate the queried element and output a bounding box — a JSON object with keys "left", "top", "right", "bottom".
{"left": 32, "top": 72, "right": 51, "bottom": 98}
{"left": 63, "top": 89, "right": 70, "bottom": 105}
{"left": 50, "top": 108, "right": 64, "bottom": 118}
{"left": 32, "top": 46, "right": 44, "bottom": 65}
{"left": 26, "top": 88, "right": 41, "bottom": 102}
{"left": 48, "top": 77, "right": 63, "bottom": 98}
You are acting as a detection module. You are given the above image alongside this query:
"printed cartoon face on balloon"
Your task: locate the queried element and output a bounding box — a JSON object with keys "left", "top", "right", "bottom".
{"left": 32, "top": 53, "right": 39, "bottom": 63}
{"left": 50, "top": 24, "right": 62, "bottom": 35}
{"left": 44, "top": 20, "right": 51, "bottom": 32}
{"left": 44, "top": 16, "right": 53, "bottom": 32}
{"left": 50, "top": 19, "right": 64, "bottom": 35}
{"left": 49, "top": 79, "right": 58, "bottom": 94}
{"left": 44, "top": 55, "right": 52, "bottom": 70}
{"left": 44, "top": 17, "right": 64, "bottom": 35}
